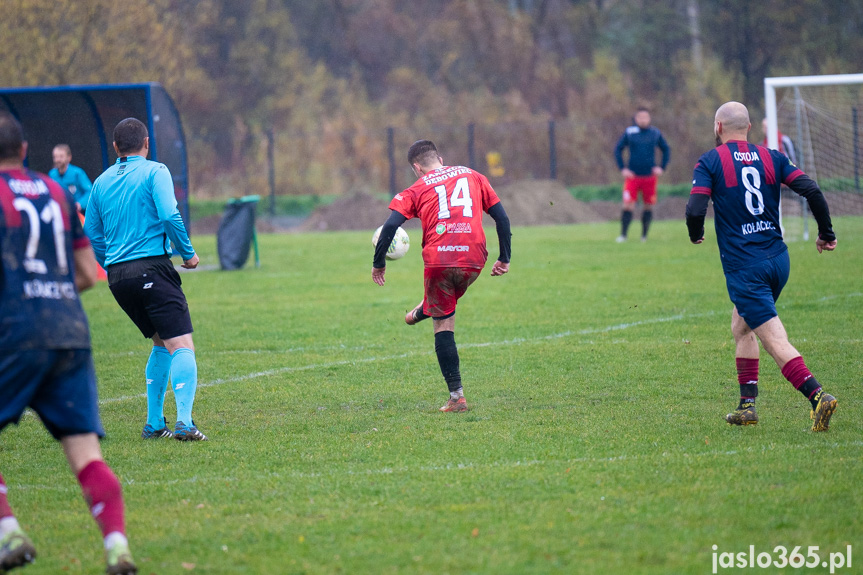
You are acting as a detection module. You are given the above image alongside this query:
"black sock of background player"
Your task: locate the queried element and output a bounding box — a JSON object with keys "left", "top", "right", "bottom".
{"left": 641, "top": 210, "right": 653, "bottom": 238}
{"left": 434, "top": 331, "right": 462, "bottom": 394}
{"left": 621, "top": 210, "right": 633, "bottom": 236}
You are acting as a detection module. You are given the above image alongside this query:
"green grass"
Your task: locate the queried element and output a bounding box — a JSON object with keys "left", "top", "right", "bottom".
{"left": 3, "top": 217, "right": 862, "bottom": 574}
{"left": 569, "top": 183, "right": 693, "bottom": 202}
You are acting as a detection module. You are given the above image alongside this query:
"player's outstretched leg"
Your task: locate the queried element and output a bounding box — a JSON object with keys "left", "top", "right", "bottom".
{"left": 405, "top": 301, "right": 429, "bottom": 326}
{"left": 726, "top": 357, "right": 759, "bottom": 426}
{"left": 0, "top": 474, "right": 37, "bottom": 572}
{"left": 170, "top": 348, "right": 207, "bottom": 441}
{"left": 141, "top": 346, "right": 173, "bottom": 439}
{"left": 435, "top": 330, "right": 467, "bottom": 412}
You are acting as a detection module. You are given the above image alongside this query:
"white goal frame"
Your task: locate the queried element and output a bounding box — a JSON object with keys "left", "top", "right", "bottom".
{"left": 764, "top": 73, "right": 863, "bottom": 239}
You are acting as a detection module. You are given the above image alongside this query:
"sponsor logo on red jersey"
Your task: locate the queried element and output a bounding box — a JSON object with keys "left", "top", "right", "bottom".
{"left": 446, "top": 222, "right": 472, "bottom": 234}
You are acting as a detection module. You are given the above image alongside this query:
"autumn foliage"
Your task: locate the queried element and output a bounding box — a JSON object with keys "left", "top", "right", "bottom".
{"left": 1, "top": 0, "right": 859, "bottom": 197}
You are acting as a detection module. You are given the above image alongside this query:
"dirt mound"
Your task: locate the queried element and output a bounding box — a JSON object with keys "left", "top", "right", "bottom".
{"left": 490, "top": 179, "right": 604, "bottom": 226}
{"left": 297, "top": 180, "right": 604, "bottom": 232}
{"left": 298, "top": 190, "right": 409, "bottom": 232}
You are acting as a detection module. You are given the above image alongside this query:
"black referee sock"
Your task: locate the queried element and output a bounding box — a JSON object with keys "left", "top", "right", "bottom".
{"left": 434, "top": 330, "right": 462, "bottom": 393}
{"left": 621, "top": 210, "right": 633, "bottom": 237}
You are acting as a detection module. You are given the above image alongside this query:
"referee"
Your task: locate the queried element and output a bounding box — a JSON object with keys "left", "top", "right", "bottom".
{"left": 85, "top": 118, "right": 206, "bottom": 441}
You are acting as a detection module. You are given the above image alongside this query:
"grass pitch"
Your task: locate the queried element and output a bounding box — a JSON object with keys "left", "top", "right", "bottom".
{"left": 3, "top": 218, "right": 862, "bottom": 574}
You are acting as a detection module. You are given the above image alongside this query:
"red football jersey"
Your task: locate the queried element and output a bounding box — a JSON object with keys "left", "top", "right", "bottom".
{"left": 389, "top": 165, "right": 501, "bottom": 269}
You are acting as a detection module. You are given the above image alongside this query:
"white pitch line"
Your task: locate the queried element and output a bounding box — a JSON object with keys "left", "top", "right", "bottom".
{"left": 97, "top": 286, "right": 862, "bottom": 407}
{"left": 13, "top": 440, "right": 863, "bottom": 493}
{"left": 98, "top": 310, "right": 714, "bottom": 405}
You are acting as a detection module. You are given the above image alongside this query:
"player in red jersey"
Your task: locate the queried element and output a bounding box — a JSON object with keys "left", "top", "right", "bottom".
{"left": 372, "top": 140, "right": 511, "bottom": 412}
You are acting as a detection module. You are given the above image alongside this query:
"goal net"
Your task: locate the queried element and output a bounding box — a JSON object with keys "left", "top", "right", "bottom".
{"left": 764, "top": 74, "right": 863, "bottom": 240}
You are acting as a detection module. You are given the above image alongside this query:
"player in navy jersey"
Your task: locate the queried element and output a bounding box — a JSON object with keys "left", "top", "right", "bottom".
{"left": 614, "top": 106, "right": 670, "bottom": 242}
{"left": 372, "top": 140, "right": 511, "bottom": 412}
{"left": 686, "top": 102, "right": 837, "bottom": 431}
{"left": 0, "top": 112, "right": 137, "bottom": 573}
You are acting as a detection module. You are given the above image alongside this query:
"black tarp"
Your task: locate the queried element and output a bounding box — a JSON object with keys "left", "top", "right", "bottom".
{"left": 217, "top": 200, "right": 257, "bottom": 270}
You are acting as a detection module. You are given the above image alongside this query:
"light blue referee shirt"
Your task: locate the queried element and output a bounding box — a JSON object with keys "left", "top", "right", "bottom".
{"left": 84, "top": 155, "right": 195, "bottom": 267}
{"left": 48, "top": 164, "right": 92, "bottom": 212}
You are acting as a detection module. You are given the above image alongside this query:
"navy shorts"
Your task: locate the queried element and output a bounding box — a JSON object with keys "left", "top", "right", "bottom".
{"left": 0, "top": 349, "right": 105, "bottom": 439}
{"left": 725, "top": 250, "right": 790, "bottom": 330}
{"left": 108, "top": 256, "right": 193, "bottom": 340}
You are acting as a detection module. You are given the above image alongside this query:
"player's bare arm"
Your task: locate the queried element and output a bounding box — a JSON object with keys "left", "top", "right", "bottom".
{"left": 74, "top": 245, "right": 98, "bottom": 291}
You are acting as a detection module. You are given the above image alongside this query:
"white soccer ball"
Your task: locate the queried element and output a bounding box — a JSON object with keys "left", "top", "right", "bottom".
{"left": 372, "top": 225, "right": 410, "bottom": 260}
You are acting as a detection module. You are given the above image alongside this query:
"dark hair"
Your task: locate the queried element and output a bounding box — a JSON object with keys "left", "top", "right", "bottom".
{"left": 636, "top": 106, "right": 651, "bottom": 114}
{"left": 407, "top": 139, "right": 439, "bottom": 166}
{"left": 53, "top": 143, "right": 72, "bottom": 156}
{"left": 0, "top": 112, "right": 24, "bottom": 162}
{"left": 113, "top": 118, "right": 148, "bottom": 155}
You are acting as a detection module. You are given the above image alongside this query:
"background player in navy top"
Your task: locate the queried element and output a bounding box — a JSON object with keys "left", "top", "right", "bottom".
{"left": 614, "top": 106, "right": 670, "bottom": 242}
{"left": 686, "top": 102, "right": 838, "bottom": 431}
{"left": 0, "top": 112, "right": 137, "bottom": 574}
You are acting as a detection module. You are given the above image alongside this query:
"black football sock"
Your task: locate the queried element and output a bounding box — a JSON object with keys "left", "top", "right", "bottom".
{"left": 434, "top": 331, "right": 462, "bottom": 394}
{"left": 621, "top": 210, "right": 633, "bottom": 236}
{"left": 808, "top": 385, "right": 825, "bottom": 411}
{"left": 641, "top": 210, "right": 653, "bottom": 238}
{"left": 413, "top": 308, "right": 430, "bottom": 323}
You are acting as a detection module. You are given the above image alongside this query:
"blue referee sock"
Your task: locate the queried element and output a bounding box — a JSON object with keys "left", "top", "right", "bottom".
{"left": 145, "top": 346, "right": 172, "bottom": 428}
{"left": 170, "top": 348, "right": 198, "bottom": 427}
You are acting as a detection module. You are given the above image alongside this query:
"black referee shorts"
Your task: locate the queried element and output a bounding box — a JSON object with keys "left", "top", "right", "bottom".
{"left": 107, "top": 255, "right": 193, "bottom": 340}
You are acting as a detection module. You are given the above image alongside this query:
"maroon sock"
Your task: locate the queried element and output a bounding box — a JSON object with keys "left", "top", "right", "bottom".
{"left": 77, "top": 460, "right": 125, "bottom": 537}
{"left": 736, "top": 357, "right": 759, "bottom": 401}
{"left": 0, "top": 473, "right": 13, "bottom": 519}
{"left": 781, "top": 356, "right": 821, "bottom": 399}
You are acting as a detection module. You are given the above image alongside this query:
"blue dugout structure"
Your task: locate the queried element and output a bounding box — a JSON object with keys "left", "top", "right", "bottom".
{"left": 0, "top": 83, "right": 190, "bottom": 226}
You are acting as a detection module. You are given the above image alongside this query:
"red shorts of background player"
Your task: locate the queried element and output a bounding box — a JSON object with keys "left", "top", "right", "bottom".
{"left": 623, "top": 175, "right": 658, "bottom": 205}
{"left": 423, "top": 267, "right": 481, "bottom": 318}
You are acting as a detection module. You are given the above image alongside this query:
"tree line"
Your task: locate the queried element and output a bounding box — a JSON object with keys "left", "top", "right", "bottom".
{"left": 1, "top": 0, "right": 859, "bottom": 197}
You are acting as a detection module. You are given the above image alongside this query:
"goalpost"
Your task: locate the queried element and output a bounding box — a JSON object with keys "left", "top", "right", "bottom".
{"left": 764, "top": 73, "right": 863, "bottom": 240}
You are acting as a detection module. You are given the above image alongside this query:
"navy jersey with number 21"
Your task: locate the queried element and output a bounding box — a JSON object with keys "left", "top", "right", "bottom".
{"left": 691, "top": 141, "right": 804, "bottom": 272}
{"left": 0, "top": 168, "right": 91, "bottom": 350}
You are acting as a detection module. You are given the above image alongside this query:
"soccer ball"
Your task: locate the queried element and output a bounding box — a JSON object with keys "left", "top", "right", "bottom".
{"left": 372, "top": 225, "right": 410, "bottom": 260}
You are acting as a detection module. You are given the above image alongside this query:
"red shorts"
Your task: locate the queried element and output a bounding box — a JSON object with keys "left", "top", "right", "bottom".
{"left": 623, "top": 175, "right": 657, "bottom": 205}
{"left": 423, "top": 267, "right": 481, "bottom": 318}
